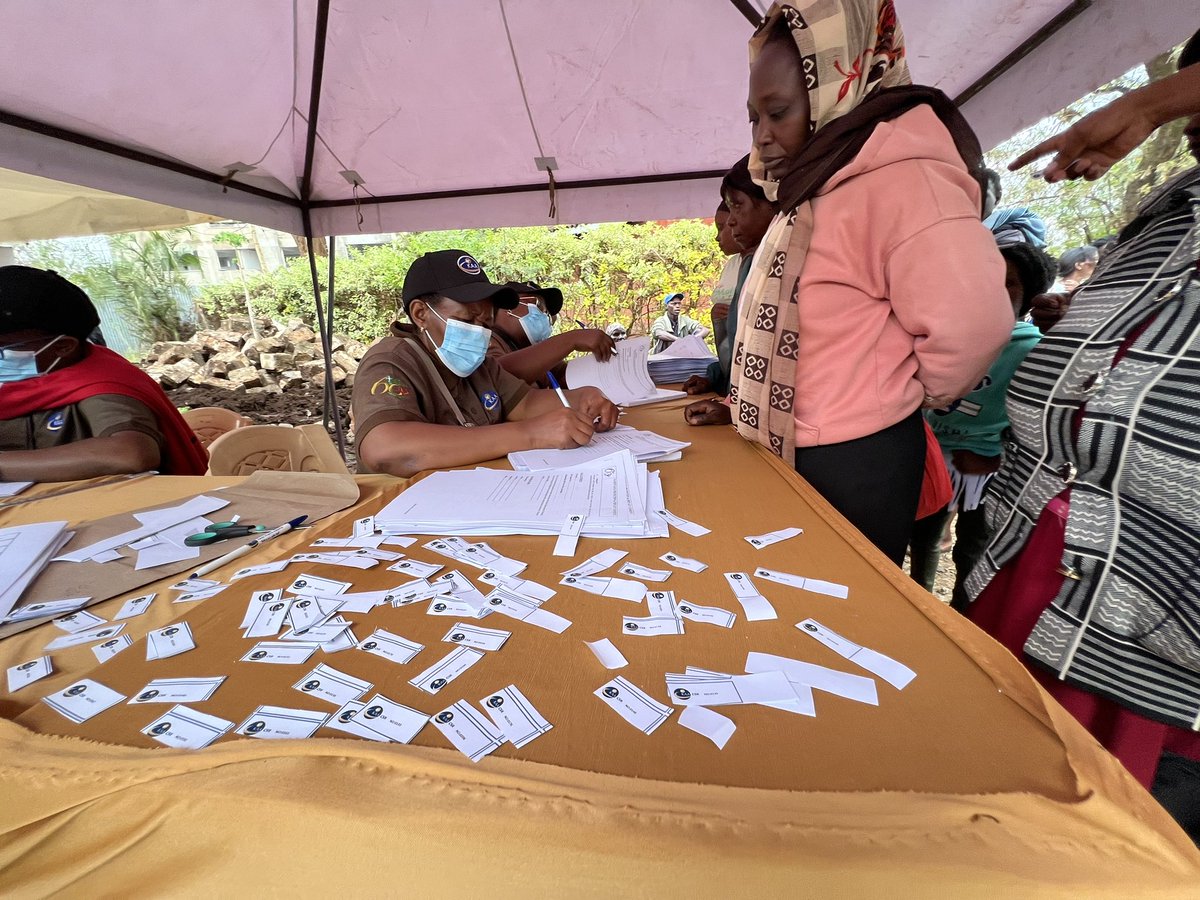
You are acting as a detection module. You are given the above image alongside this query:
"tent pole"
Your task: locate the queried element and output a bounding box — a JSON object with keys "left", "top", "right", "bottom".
{"left": 325, "top": 234, "right": 346, "bottom": 453}
{"left": 302, "top": 206, "right": 346, "bottom": 459}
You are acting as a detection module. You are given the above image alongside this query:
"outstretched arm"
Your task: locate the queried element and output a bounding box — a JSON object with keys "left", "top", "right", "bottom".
{"left": 496, "top": 330, "right": 616, "bottom": 383}
{"left": 0, "top": 431, "right": 160, "bottom": 483}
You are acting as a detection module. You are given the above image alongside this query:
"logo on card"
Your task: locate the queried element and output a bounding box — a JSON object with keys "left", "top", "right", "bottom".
{"left": 430, "top": 678, "right": 447, "bottom": 690}
{"left": 294, "top": 580, "right": 308, "bottom": 589}
{"left": 450, "top": 632, "right": 465, "bottom": 642}
{"left": 66, "top": 684, "right": 87, "bottom": 696}
{"left": 480, "top": 390, "right": 499, "bottom": 411}
{"left": 602, "top": 686, "right": 619, "bottom": 698}
{"left": 270, "top": 603, "right": 285, "bottom": 612}
{"left": 363, "top": 641, "right": 378, "bottom": 651}
{"left": 486, "top": 696, "right": 504, "bottom": 709}
{"left": 302, "top": 680, "right": 320, "bottom": 692}
{"left": 338, "top": 710, "right": 357, "bottom": 723}
{"left": 803, "top": 622, "right": 818, "bottom": 633}
{"left": 673, "top": 688, "right": 691, "bottom": 700}
{"left": 624, "top": 622, "right": 638, "bottom": 631}
{"left": 436, "top": 711, "right": 455, "bottom": 723}
{"left": 151, "top": 722, "right": 172, "bottom": 735}
{"left": 163, "top": 627, "right": 179, "bottom": 636}
{"left": 102, "top": 640, "right": 120, "bottom": 648}
{"left": 138, "top": 690, "right": 159, "bottom": 702}
{"left": 456, "top": 255, "right": 480, "bottom": 275}
{"left": 433, "top": 602, "right": 448, "bottom": 612}
{"left": 364, "top": 706, "right": 384, "bottom": 719}
{"left": 246, "top": 721, "right": 266, "bottom": 734}
{"left": 251, "top": 651, "right": 268, "bottom": 660}
{"left": 679, "top": 605, "right": 693, "bottom": 614}
{"left": 46, "top": 410, "right": 66, "bottom": 432}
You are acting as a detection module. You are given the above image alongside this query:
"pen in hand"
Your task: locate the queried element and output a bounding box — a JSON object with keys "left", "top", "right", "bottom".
{"left": 546, "top": 371, "right": 571, "bottom": 408}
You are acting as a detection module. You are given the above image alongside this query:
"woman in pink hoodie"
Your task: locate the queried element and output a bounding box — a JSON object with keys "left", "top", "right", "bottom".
{"left": 687, "top": 0, "right": 1011, "bottom": 563}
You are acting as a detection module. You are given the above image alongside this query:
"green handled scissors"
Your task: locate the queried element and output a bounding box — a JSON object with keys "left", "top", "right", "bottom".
{"left": 184, "top": 521, "right": 267, "bottom": 547}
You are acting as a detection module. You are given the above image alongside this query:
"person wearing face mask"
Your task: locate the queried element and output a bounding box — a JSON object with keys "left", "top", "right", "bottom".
{"left": 0, "top": 266, "right": 208, "bottom": 481}
{"left": 485, "top": 281, "right": 616, "bottom": 386}
{"left": 351, "top": 250, "right": 619, "bottom": 478}
{"left": 723, "top": 1, "right": 1012, "bottom": 564}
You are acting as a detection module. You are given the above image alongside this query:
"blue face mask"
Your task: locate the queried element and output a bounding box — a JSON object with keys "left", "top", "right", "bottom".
{"left": 510, "top": 303, "right": 552, "bottom": 344}
{"left": 428, "top": 310, "right": 492, "bottom": 377}
{"left": 0, "top": 336, "right": 65, "bottom": 384}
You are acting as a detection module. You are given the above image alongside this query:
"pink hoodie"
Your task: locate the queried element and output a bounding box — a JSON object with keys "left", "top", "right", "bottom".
{"left": 784, "top": 104, "right": 1012, "bottom": 447}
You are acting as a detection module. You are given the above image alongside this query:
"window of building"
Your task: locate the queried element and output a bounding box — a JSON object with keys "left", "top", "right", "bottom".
{"left": 216, "top": 249, "right": 238, "bottom": 270}
{"left": 281, "top": 246, "right": 302, "bottom": 260}
{"left": 237, "top": 247, "right": 262, "bottom": 271}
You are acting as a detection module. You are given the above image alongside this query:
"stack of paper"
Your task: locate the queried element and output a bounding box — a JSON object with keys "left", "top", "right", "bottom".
{"left": 565, "top": 336, "right": 685, "bottom": 406}
{"left": 375, "top": 450, "right": 669, "bottom": 539}
{"left": 647, "top": 335, "right": 717, "bottom": 384}
{"left": 508, "top": 425, "right": 689, "bottom": 470}
{"left": 0, "top": 521, "right": 73, "bottom": 622}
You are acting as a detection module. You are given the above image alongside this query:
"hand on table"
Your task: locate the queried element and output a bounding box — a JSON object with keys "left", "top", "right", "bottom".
{"left": 571, "top": 386, "right": 620, "bottom": 431}
{"left": 684, "top": 399, "right": 732, "bottom": 427}
{"left": 682, "top": 375, "right": 712, "bottom": 395}
{"left": 574, "top": 328, "right": 617, "bottom": 362}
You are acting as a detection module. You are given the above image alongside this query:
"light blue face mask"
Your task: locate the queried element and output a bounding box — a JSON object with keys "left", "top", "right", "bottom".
{"left": 0, "top": 335, "right": 65, "bottom": 384}
{"left": 428, "top": 309, "right": 492, "bottom": 377}
{"left": 510, "top": 303, "right": 552, "bottom": 344}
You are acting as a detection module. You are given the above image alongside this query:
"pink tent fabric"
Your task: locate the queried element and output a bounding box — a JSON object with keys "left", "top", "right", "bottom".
{"left": 0, "top": 0, "right": 1189, "bottom": 238}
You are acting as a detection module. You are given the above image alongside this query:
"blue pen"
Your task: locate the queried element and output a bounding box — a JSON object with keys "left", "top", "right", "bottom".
{"left": 546, "top": 371, "right": 571, "bottom": 408}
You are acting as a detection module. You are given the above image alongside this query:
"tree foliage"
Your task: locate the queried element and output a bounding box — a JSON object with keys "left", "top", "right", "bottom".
{"left": 196, "top": 220, "right": 726, "bottom": 343}
{"left": 985, "top": 47, "right": 1194, "bottom": 254}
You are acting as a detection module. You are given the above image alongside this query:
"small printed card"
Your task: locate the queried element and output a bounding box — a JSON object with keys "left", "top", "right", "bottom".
{"left": 353, "top": 694, "right": 428, "bottom": 743}
{"left": 286, "top": 573, "right": 351, "bottom": 597}
{"left": 146, "top": 622, "right": 196, "bottom": 660}
{"left": 659, "top": 552, "right": 707, "bottom": 573}
{"left": 480, "top": 684, "right": 552, "bottom": 749}
{"left": 408, "top": 646, "right": 485, "bottom": 695}
{"left": 113, "top": 593, "right": 157, "bottom": 620}
{"left": 7, "top": 656, "right": 53, "bottom": 692}
{"left": 594, "top": 676, "right": 672, "bottom": 735}
{"left": 93, "top": 634, "right": 134, "bottom": 663}
{"left": 744, "top": 527, "right": 803, "bottom": 549}
{"left": 142, "top": 705, "right": 233, "bottom": 749}
{"left": 723, "top": 573, "right": 777, "bottom": 622}
{"left": 357, "top": 629, "right": 424, "bottom": 664}
{"left": 292, "top": 663, "right": 373, "bottom": 706}
{"left": 130, "top": 676, "right": 226, "bottom": 704}
{"left": 240, "top": 641, "right": 320, "bottom": 665}
{"left": 618, "top": 563, "right": 671, "bottom": 582}
{"left": 235, "top": 705, "right": 328, "bottom": 739}
{"left": 42, "top": 679, "right": 126, "bottom": 723}
{"left": 442, "top": 623, "right": 511, "bottom": 652}
{"left": 430, "top": 700, "right": 504, "bottom": 762}
{"left": 675, "top": 601, "right": 736, "bottom": 629}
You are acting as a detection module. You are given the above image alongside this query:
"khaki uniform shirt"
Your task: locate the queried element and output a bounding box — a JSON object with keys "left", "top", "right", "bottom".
{"left": 351, "top": 323, "right": 531, "bottom": 471}
{"left": 0, "top": 395, "right": 162, "bottom": 452}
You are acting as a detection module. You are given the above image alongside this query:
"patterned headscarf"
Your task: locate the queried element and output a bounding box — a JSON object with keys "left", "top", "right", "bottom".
{"left": 731, "top": 1, "right": 912, "bottom": 460}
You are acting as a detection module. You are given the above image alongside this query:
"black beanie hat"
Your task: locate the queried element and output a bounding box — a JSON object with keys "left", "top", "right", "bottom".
{"left": 0, "top": 266, "right": 99, "bottom": 339}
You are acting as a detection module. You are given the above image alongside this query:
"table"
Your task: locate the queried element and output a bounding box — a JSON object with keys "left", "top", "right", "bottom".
{"left": 1, "top": 399, "right": 1196, "bottom": 895}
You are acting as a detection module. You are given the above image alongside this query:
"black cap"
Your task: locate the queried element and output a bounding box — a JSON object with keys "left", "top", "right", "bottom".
{"left": 401, "top": 250, "right": 519, "bottom": 313}
{"left": 0, "top": 266, "right": 99, "bottom": 339}
{"left": 504, "top": 281, "right": 564, "bottom": 317}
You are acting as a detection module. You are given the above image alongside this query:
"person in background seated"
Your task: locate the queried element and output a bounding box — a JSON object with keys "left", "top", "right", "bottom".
{"left": 351, "top": 250, "right": 619, "bottom": 478}
{"left": 605, "top": 322, "right": 628, "bottom": 341}
{"left": 651, "top": 292, "right": 709, "bottom": 353}
{"left": 487, "top": 280, "right": 616, "bottom": 386}
{"left": 684, "top": 154, "right": 779, "bottom": 398}
{"left": 908, "top": 241, "right": 1056, "bottom": 610}
{"left": 1051, "top": 244, "right": 1099, "bottom": 293}
{"left": 0, "top": 266, "right": 208, "bottom": 482}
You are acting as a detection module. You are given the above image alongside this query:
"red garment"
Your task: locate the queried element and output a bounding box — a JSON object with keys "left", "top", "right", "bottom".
{"left": 915, "top": 419, "right": 951, "bottom": 519}
{"left": 970, "top": 495, "right": 1200, "bottom": 787}
{"left": 0, "top": 344, "right": 208, "bottom": 475}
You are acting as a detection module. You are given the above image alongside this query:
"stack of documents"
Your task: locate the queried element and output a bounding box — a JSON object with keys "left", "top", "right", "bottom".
{"left": 376, "top": 450, "right": 669, "bottom": 539}
{"left": 565, "top": 336, "right": 685, "bottom": 406}
{"left": 0, "top": 521, "right": 73, "bottom": 622}
{"left": 508, "top": 425, "right": 689, "bottom": 470}
{"left": 647, "top": 335, "right": 717, "bottom": 384}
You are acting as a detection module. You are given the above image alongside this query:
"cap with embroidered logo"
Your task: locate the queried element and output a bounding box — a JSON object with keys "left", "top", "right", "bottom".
{"left": 401, "top": 250, "right": 519, "bottom": 313}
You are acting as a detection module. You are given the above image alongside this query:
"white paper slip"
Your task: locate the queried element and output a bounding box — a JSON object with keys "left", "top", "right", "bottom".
{"left": 42, "top": 679, "right": 126, "bottom": 723}
{"left": 553, "top": 513, "right": 586, "bottom": 557}
{"left": 427, "top": 596, "right": 491, "bottom": 619}
{"left": 594, "top": 676, "right": 672, "bottom": 735}
{"left": 290, "top": 552, "right": 379, "bottom": 571}
{"left": 130, "top": 676, "right": 226, "bottom": 704}
{"left": 483, "top": 589, "right": 572, "bottom": 633}
{"left": 93, "top": 634, "right": 133, "bottom": 663}
{"left": 91, "top": 549, "right": 124, "bottom": 564}
{"left": 113, "top": 593, "right": 157, "bottom": 620}
{"left": 239, "top": 589, "right": 285, "bottom": 628}
{"left": 585, "top": 638, "right": 628, "bottom": 669}
{"left": 387, "top": 558, "right": 444, "bottom": 579}
{"left": 744, "top": 526, "right": 804, "bottom": 549}
{"left": 665, "top": 671, "right": 794, "bottom": 706}
{"left": 645, "top": 590, "right": 680, "bottom": 619}
{"left": 319, "top": 625, "right": 357, "bottom": 653}
{"left": 230, "top": 560, "right": 291, "bottom": 580}
{"left": 443, "top": 623, "right": 511, "bottom": 652}
{"left": 7, "top": 656, "right": 53, "bottom": 692}
{"left": 659, "top": 552, "right": 707, "bottom": 573}
{"left": 143, "top": 705, "right": 233, "bottom": 749}
{"left": 293, "top": 662, "right": 373, "bottom": 706}
{"left": 173, "top": 584, "right": 228, "bottom": 604}
{"left": 382, "top": 535, "right": 418, "bottom": 548}
{"left": 796, "top": 619, "right": 916, "bottom": 689}
{"left": 286, "top": 573, "right": 351, "bottom": 596}
{"left": 456, "top": 542, "right": 527, "bottom": 576}
{"left": 353, "top": 515, "right": 377, "bottom": 539}
{"left": 745, "top": 651, "right": 879, "bottom": 706}
{"left": 309, "top": 537, "right": 353, "bottom": 548}
{"left": 347, "top": 547, "right": 403, "bottom": 562}
{"left": 408, "top": 645, "right": 485, "bottom": 695}
{"left": 146, "top": 622, "right": 196, "bottom": 660}
{"left": 675, "top": 601, "right": 736, "bottom": 628}
{"left": 561, "top": 548, "right": 628, "bottom": 579}
{"left": 425, "top": 536, "right": 473, "bottom": 558}
{"left": 754, "top": 567, "right": 849, "bottom": 600}
{"left": 282, "top": 621, "right": 353, "bottom": 645}
{"left": 236, "top": 705, "right": 328, "bottom": 739}
{"left": 560, "top": 574, "right": 646, "bottom": 603}
{"left": 45, "top": 622, "right": 126, "bottom": 651}
{"left": 52, "top": 609, "right": 106, "bottom": 634}
{"left": 241, "top": 641, "right": 320, "bottom": 665}
{"left": 169, "top": 577, "right": 222, "bottom": 592}
{"left": 384, "top": 578, "right": 442, "bottom": 607}
{"left": 357, "top": 629, "right": 424, "bottom": 664}
{"left": 657, "top": 507, "right": 711, "bottom": 537}
{"left": 431, "top": 700, "right": 504, "bottom": 762}
{"left": 678, "top": 705, "right": 736, "bottom": 749}
{"left": 354, "top": 694, "right": 428, "bottom": 743}
{"left": 476, "top": 570, "right": 556, "bottom": 603}
{"left": 622, "top": 615, "right": 684, "bottom": 636}
{"left": 480, "top": 684, "right": 552, "bottom": 748}
{"left": 723, "top": 572, "right": 777, "bottom": 622}
{"left": 323, "top": 700, "right": 387, "bottom": 741}
{"left": 619, "top": 562, "right": 671, "bottom": 582}
{"left": 3, "top": 597, "right": 88, "bottom": 624}
{"left": 287, "top": 595, "right": 344, "bottom": 634}
{"left": 243, "top": 597, "right": 293, "bottom": 639}
{"left": 0, "top": 480, "right": 32, "bottom": 497}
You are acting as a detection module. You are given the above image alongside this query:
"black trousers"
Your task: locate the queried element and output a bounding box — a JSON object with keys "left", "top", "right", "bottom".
{"left": 794, "top": 411, "right": 925, "bottom": 565}
{"left": 910, "top": 502, "right": 993, "bottom": 612}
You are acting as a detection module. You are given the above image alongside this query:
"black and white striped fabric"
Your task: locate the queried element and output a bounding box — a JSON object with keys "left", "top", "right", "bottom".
{"left": 966, "top": 166, "right": 1200, "bottom": 732}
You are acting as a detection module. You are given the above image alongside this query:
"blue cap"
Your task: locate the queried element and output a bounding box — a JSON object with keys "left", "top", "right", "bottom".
{"left": 663, "top": 292, "right": 684, "bottom": 307}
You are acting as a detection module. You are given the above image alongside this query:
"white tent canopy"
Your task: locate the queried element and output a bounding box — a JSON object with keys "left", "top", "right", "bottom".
{"left": 0, "top": 0, "right": 1191, "bottom": 241}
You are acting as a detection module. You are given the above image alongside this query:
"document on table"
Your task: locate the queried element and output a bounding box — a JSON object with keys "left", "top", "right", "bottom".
{"left": 508, "top": 425, "right": 691, "bottom": 471}
{"left": 0, "top": 481, "right": 33, "bottom": 497}
{"left": 0, "top": 520, "right": 72, "bottom": 622}
{"left": 564, "top": 336, "right": 687, "bottom": 406}
{"left": 55, "top": 495, "right": 229, "bottom": 563}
